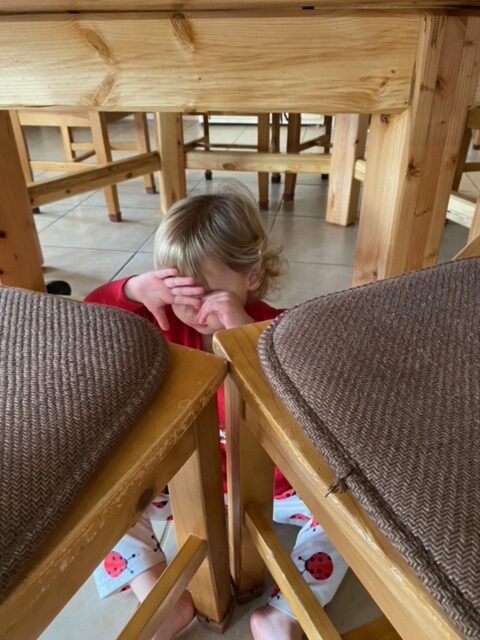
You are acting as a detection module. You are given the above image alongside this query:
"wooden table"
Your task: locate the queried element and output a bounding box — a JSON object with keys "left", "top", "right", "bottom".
{"left": 0, "top": 1, "right": 479, "bottom": 291}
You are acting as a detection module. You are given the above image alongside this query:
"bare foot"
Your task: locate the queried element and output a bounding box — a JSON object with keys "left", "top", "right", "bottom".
{"left": 130, "top": 563, "right": 195, "bottom": 640}
{"left": 250, "top": 605, "right": 303, "bottom": 640}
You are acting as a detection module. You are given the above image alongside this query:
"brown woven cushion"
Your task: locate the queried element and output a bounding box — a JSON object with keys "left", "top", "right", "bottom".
{"left": 0, "top": 287, "right": 169, "bottom": 599}
{"left": 259, "top": 258, "right": 480, "bottom": 638}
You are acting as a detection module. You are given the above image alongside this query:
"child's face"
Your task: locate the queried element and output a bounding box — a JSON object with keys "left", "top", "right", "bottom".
{"left": 172, "top": 260, "right": 257, "bottom": 334}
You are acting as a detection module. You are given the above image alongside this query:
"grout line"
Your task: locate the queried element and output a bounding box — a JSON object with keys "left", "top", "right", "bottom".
{"left": 41, "top": 244, "right": 139, "bottom": 253}
{"left": 110, "top": 252, "right": 143, "bottom": 282}
{"left": 464, "top": 173, "right": 480, "bottom": 194}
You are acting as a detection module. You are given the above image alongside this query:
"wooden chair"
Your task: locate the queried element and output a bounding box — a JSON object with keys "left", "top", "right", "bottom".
{"left": 213, "top": 257, "right": 479, "bottom": 639}
{"left": 283, "top": 114, "right": 333, "bottom": 201}
{"left": 185, "top": 113, "right": 272, "bottom": 209}
{"left": 10, "top": 110, "right": 156, "bottom": 221}
{"left": 0, "top": 341, "right": 232, "bottom": 640}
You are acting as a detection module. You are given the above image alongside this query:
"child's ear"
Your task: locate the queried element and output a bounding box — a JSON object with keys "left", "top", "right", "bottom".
{"left": 247, "top": 269, "right": 263, "bottom": 292}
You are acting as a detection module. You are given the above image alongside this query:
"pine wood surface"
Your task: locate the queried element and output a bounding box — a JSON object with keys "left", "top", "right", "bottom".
{"left": 0, "top": 13, "right": 419, "bottom": 113}
{"left": 213, "top": 323, "right": 463, "bottom": 640}
{"left": 1, "top": 1, "right": 480, "bottom": 12}
{"left": 0, "top": 346, "right": 228, "bottom": 640}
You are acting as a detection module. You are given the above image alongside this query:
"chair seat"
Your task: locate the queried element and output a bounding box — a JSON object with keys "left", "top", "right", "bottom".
{"left": 259, "top": 258, "right": 480, "bottom": 638}
{"left": 0, "top": 287, "right": 168, "bottom": 599}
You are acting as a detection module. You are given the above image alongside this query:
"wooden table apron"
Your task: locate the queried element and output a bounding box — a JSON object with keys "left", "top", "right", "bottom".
{"left": 0, "top": 4, "right": 479, "bottom": 291}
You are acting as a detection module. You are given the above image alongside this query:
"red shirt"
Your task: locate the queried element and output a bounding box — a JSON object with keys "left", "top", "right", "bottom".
{"left": 85, "top": 278, "right": 291, "bottom": 496}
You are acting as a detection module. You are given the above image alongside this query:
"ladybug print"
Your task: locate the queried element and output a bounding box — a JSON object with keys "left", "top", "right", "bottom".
{"left": 309, "top": 518, "right": 320, "bottom": 532}
{"left": 270, "top": 584, "right": 281, "bottom": 600}
{"left": 289, "top": 513, "right": 309, "bottom": 523}
{"left": 275, "top": 488, "right": 296, "bottom": 500}
{"left": 103, "top": 551, "right": 136, "bottom": 577}
{"left": 299, "top": 552, "right": 334, "bottom": 581}
{"left": 151, "top": 535, "right": 162, "bottom": 553}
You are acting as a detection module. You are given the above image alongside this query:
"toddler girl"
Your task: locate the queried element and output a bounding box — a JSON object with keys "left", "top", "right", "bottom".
{"left": 86, "top": 186, "right": 347, "bottom": 640}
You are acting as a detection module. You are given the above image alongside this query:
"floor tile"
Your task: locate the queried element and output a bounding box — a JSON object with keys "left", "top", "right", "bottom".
{"left": 465, "top": 171, "right": 480, "bottom": 193}
{"left": 33, "top": 202, "right": 76, "bottom": 232}
{"left": 438, "top": 220, "right": 469, "bottom": 262}
{"left": 276, "top": 183, "right": 328, "bottom": 218}
{"left": 39, "top": 205, "right": 160, "bottom": 252}
{"left": 81, "top": 185, "right": 163, "bottom": 211}
{"left": 270, "top": 261, "right": 354, "bottom": 309}
{"left": 270, "top": 216, "right": 357, "bottom": 266}
{"left": 114, "top": 251, "right": 155, "bottom": 280}
{"left": 41, "top": 246, "right": 133, "bottom": 298}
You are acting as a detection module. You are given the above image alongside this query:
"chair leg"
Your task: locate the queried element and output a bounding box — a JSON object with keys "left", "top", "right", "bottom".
{"left": 89, "top": 111, "right": 122, "bottom": 222}
{"left": 60, "top": 125, "right": 76, "bottom": 161}
{"left": 224, "top": 377, "right": 275, "bottom": 602}
{"left": 326, "top": 114, "right": 369, "bottom": 226}
{"left": 155, "top": 112, "right": 187, "bottom": 214}
{"left": 258, "top": 114, "right": 270, "bottom": 210}
{"left": 8, "top": 111, "right": 41, "bottom": 214}
{"left": 322, "top": 115, "right": 333, "bottom": 179}
{"left": 474, "top": 129, "right": 480, "bottom": 150}
{"left": 284, "top": 113, "right": 301, "bottom": 201}
{"left": 271, "top": 113, "right": 281, "bottom": 184}
{"left": 133, "top": 113, "right": 157, "bottom": 194}
{"left": 0, "top": 112, "right": 45, "bottom": 291}
{"left": 202, "top": 115, "right": 212, "bottom": 181}
{"left": 168, "top": 397, "right": 233, "bottom": 630}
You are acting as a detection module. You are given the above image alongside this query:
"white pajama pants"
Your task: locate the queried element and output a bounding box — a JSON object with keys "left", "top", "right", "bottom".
{"left": 94, "top": 489, "right": 347, "bottom": 618}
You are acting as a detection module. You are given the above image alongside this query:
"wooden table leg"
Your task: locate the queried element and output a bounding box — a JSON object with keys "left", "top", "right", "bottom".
{"left": 284, "top": 113, "right": 301, "bottom": 201}
{"left": 353, "top": 15, "right": 480, "bottom": 286}
{"left": 0, "top": 111, "right": 45, "bottom": 291}
{"left": 225, "top": 376, "right": 275, "bottom": 602}
{"left": 326, "top": 114, "right": 368, "bottom": 227}
{"left": 133, "top": 113, "right": 157, "bottom": 194}
{"left": 258, "top": 113, "right": 270, "bottom": 210}
{"left": 168, "top": 397, "right": 233, "bottom": 630}
{"left": 89, "top": 111, "right": 122, "bottom": 222}
{"left": 155, "top": 112, "right": 186, "bottom": 215}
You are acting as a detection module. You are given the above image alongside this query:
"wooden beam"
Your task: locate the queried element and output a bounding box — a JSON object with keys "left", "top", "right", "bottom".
{"left": 326, "top": 114, "right": 369, "bottom": 226}
{"left": 30, "top": 160, "right": 98, "bottom": 173}
{"left": 246, "top": 504, "right": 342, "bottom": 640}
{"left": 186, "top": 150, "right": 332, "bottom": 174}
{"left": 0, "top": 13, "right": 419, "bottom": 113}
{"left": 0, "top": 1, "right": 478, "bottom": 12}
{"left": 355, "top": 162, "right": 477, "bottom": 229}
{"left": 467, "top": 106, "right": 480, "bottom": 130}
{"left": 353, "top": 14, "right": 480, "bottom": 286}
{"left": 464, "top": 161, "right": 480, "bottom": 172}
{"left": 0, "top": 111, "right": 44, "bottom": 291}
{"left": 117, "top": 535, "right": 207, "bottom": 640}
{"left": 27, "top": 151, "right": 161, "bottom": 208}
{"left": 155, "top": 113, "right": 186, "bottom": 214}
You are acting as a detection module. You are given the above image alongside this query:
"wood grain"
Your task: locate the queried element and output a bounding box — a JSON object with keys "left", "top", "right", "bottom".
{"left": 0, "top": 346, "right": 227, "bottom": 640}
{"left": 0, "top": 13, "right": 419, "bottom": 113}
{"left": 213, "top": 323, "right": 463, "bottom": 640}
{"left": 0, "top": 111, "right": 44, "bottom": 291}
{"left": 1, "top": 1, "right": 479, "bottom": 12}
{"left": 27, "top": 151, "right": 160, "bottom": 207}
{"left": 353, "top": 14, "right": 480, "bottom": 285}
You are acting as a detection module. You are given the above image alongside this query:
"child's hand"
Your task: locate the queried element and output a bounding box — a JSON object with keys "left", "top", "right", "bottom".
{"left": 196, "top": 291, "right": 253, "bottom": 330}
{"left": 124, "top": 269, "right": 204, "bottom": 330}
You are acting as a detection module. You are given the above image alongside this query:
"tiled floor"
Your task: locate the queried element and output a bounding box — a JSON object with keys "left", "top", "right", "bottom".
{"left": 27, "top": 116, "right": 478, "bottom": 639}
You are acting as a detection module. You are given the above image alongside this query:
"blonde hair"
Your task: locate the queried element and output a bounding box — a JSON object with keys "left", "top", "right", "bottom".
{"left": 154, "top": 184, "right": 283, "bottom": 299}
